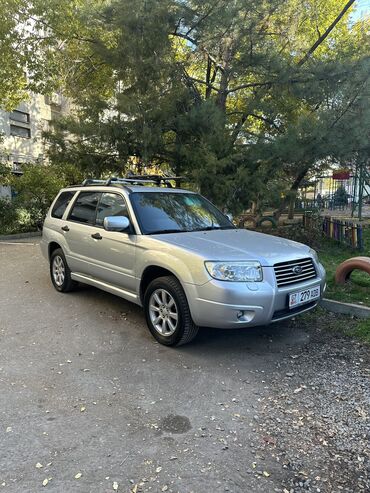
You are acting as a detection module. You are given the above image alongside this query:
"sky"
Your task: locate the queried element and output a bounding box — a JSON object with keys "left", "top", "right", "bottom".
{"left": 351, "top": 0, "right": 370, "bottom": 21}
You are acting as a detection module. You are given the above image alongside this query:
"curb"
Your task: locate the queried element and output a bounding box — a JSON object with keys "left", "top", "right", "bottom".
{"left": 0, "top": 231, "right": 41, "bottom": 241}
{"left": 320, "top": 298, "right": 370, "bottom": 319}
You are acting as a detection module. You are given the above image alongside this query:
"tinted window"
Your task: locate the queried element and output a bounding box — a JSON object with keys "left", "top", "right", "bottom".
{"left": 130, "top": 192, "right": 234, "bottom": 234}
{"left": 68, "top": 191, "right": 100, "bottom": 224}
{"left": 51, "top": 191, "right": 76, "bottom": 219}
{"left": 96, "top": 193, "right": 128, "bottom": 226}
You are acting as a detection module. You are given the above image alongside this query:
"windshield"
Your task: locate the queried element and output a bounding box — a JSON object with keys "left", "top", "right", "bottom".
{"left": 130, "top": 192, "right": 234, "bottom": 234}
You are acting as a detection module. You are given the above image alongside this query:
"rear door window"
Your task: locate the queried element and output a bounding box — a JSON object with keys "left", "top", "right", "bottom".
{"left": 51, "top": 191, "right": 76, "bottom": 219}
{"left": 68, "top": 191, "right": 101, "bottom": 224}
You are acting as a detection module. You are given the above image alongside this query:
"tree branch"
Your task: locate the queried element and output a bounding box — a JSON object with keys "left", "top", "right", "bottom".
{"left": 297, "top": 0, "right": 356, "bottom": 66}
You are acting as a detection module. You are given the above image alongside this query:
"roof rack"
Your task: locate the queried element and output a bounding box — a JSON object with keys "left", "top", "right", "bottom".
{"left": 125, "top": 174, "right": 185, "bottom": 187}
{"left": 81, "top": 175, "right": 185, "bottom": 188}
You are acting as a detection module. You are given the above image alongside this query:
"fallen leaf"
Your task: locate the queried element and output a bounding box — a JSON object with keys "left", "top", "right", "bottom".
{"left": 112, "top": 481, "right": 118, "bottom": 490}
{"left": 42, "top": 479, "right": 48, "bottom": 486}
{"left": 6, "top": 427, "right": 12, "bottom": 433}
{"left": 36, "top": 463, "right": 43, "bottom": 469}
{"left": 80, "top": 406, "right": 86, "bottom": 412}
{"left": 162, "top": 486, "right": 168, "bottom": 492}
{"left": 155, "top": 466, "right": 162, "bottom": 473}
{"left": 75, "top": 472, "right": 82, "bottom": 479}
{"left": 263, "top": 471, "right": 270, "bottom": 477}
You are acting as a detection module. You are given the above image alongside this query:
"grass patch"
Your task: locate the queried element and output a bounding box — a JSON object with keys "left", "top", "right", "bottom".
{"left": 351, "top": 318, "right": 370, "bottom": 345}
{"left": 317, "top": 227, "right": 370, "bottom": 306}
{"left": 300, "top": 307, "right": 370, "bottom": 345}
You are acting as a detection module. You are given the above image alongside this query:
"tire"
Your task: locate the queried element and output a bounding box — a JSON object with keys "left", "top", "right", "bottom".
{"left": 50, "top": 248, "right": 77, "bottom": 292}
{"left": 144, "top": 276, "right": 199, "bottom": 346}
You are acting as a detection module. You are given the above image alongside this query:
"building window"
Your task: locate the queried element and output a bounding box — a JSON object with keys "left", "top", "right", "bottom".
{"left": 10, "top": 110, "right": 30, "bottom": 124}
{"left": 10, "top": 125, "right": 31, "bottom": 138}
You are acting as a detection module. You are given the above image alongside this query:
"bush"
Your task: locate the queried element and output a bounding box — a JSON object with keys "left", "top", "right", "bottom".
{"left": 0, "top": 198, "right": 18, "bottom": 234}
{"left": 10, "top": 164, "right": 65, "bottom": 228}
{"left": 0, "top": 162, "right": 84, "bottom": 234}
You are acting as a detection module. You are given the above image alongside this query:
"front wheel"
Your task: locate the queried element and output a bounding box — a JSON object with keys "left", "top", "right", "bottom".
{"left": 50, "top": 248, "right": 77, "bottom": 292}
{"left": 144, "top": 276, "right": 199, "bottom": 346}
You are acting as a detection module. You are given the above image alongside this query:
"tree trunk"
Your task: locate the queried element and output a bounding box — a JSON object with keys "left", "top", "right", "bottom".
{"left": 274, "top": 165, "right": 310, "bottom": 219}
{"left": 288, "top": 193, "right": 296, "bottom": 219}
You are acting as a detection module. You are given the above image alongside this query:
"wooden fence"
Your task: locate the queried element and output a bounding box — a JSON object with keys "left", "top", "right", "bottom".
{"left": 303, "top": 213, "right": 364, "bottom": 250}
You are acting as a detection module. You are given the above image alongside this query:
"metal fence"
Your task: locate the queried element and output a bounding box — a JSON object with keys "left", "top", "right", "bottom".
{"left": 303, "top": 213, "right": 364, "bottom": 250}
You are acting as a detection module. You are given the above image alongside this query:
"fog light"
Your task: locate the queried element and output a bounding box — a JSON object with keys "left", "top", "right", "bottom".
{"left": 236, "top": 310, "right": 255, "bottom": 323}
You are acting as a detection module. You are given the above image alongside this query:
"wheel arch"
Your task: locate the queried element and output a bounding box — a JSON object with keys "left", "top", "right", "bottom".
{"left": 48, "top": 241, "right": 62, "bottom": 260}
{"left": 140, "top": 265, "right": 182, "bottom": 304}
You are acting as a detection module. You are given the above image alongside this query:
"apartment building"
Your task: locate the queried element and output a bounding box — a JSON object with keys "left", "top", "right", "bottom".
{"left": 0, "top": 92, "right": 70, "bottom": 198}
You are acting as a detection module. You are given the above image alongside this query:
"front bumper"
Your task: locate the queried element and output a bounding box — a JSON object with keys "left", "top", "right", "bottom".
{"left": 185, "top": 263, "right": 326, "bottom": 329}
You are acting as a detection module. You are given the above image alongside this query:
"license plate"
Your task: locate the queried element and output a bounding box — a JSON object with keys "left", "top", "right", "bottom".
{"left": 289, "top": 285, "right": 320, "bottom": 309}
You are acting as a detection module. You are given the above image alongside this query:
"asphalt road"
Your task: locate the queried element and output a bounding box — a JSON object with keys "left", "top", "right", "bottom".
{"left": 0, "top": 240, "right": 368, "bottom": 493}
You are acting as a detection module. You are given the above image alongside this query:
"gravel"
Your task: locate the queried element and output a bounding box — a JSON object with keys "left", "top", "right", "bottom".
{"left": 255, "top": 313, "right": 370, "bottom": 493}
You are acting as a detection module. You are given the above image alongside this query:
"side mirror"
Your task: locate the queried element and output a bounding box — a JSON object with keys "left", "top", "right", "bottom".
{"left": 103, "top": 216, "right": 130, "bottom": 232}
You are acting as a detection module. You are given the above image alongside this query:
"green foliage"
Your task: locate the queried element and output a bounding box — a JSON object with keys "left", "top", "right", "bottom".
{"left": 9, "top": 164, "right": 65, "bottom": 227}
{"left": 333, "top": 185, "right": 349, "bottom": 206}
{"left": 0, "top": 162, "right": 82, "bottom": 234}
{"left": 1, "top": 1, "right": 370, "bottom": 212}
{"left": 0, "top": 198, "right": 18, "bottom": 234}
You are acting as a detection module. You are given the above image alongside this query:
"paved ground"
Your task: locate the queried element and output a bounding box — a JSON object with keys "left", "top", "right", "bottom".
{"left": 0, "top": 240, "right": 369, "bottom": 493}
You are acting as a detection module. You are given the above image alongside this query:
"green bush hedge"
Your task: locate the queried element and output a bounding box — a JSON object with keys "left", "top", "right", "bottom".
{"left": 0, "top": 163, "right": 84, "bottom": 235}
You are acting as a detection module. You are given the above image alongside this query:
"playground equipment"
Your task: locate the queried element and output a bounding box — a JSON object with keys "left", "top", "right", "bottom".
{"left": 335, "top": 256, "right": 370, "bottom": 284}
{"left": 256, "top": 216, "right": 277, "bottom": 228}
{"left": 304, "top": 163, "right": 370, "bottom": 220}
{"left": 351, "top": 160, "right": 370, "bottom": 220}
{"left": 238, "top": 213, "right": 278, "bottom": 229}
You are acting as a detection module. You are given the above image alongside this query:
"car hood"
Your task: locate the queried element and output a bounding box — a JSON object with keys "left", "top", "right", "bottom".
{"left": 154, "top": 228, "right": 311, "bottom": 266}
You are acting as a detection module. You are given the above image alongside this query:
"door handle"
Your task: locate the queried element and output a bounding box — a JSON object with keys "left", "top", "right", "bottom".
{"left": 61, "top": 225, "right": 70, "bottom": 232}
{"left": 91, "top": 232, "right": 102, "bottom": 240}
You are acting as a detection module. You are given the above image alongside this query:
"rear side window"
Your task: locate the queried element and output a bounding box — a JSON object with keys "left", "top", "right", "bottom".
{"left": 51, "top": 191, "right": 76, "bottom": 219}
{"left": 68, "top": 191, "right": 100, "bottom": 224}
{"left": 95, "top": 192, "right": 128, "bottom": 226}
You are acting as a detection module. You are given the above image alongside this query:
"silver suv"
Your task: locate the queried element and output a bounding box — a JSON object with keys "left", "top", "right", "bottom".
{"left": 41, "top": 177, "right": 326, "bottom": 346}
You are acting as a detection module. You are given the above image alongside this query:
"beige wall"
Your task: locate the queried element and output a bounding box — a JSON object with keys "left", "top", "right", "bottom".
{"left": 0, "top": 92, "right": 70, "bottom": 165}
{"left": 0, "top": 92, "right": 71, "bottom": 198}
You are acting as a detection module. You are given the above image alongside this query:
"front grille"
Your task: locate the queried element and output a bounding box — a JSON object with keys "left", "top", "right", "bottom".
{"left": 273, "top": 257, "right": 316, "bottom": 287}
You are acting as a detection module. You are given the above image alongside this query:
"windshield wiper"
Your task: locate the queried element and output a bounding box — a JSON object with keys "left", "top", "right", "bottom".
{"left": 147, "top": 228, "right": 190, "bottom": 235}
{"left": 192, "top": 226, "right": 235, "bottom": 232}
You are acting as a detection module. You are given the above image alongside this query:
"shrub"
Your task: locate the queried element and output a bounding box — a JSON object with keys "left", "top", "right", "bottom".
{"left": 0, "top": 197, "right": 18, "bottom": 234}
{"left": 10, "top": 164, "right": 65, "bottom": 227}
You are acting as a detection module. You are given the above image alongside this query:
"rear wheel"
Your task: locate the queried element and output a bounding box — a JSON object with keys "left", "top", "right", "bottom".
{"left": 50, "top": 248, "right": 77, "bottom": 292}
{"left": 144, "top": 276, "right": 198, "bottom": 346}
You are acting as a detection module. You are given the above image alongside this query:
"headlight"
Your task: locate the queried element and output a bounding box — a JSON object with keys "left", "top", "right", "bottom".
{"left": 309, "top": 248, "right": 319, "bottom": 263}
{"left": 205, "top": 261, "right": 263, "bottom": 282}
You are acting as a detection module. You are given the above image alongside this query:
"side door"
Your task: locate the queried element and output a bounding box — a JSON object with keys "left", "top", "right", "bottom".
{"left": 86, "top": 192, "right": 137, "bottom": 294}
{"left": 62, "top": 190, "right": 102, "bottom": 275}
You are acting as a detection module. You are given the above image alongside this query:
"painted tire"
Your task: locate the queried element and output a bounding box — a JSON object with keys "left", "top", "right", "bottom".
{"left": 334, "top": 256, "right": 370, "bottom": 284}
